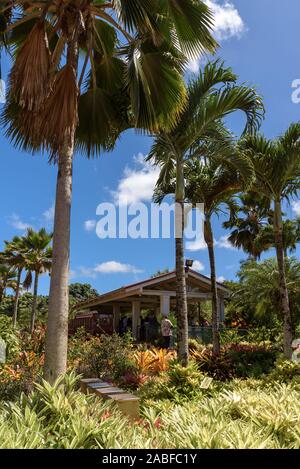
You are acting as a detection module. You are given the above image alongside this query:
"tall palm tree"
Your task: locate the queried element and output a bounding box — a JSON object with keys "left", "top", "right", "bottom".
{"left": 0, "top": 235, "right": 28, "bottom": 327}
{"left": 185, "top": 154, "right": 253, "bottom": 354}
{"left": 241, "top": 123, "right": 300, "bottom": 357}
{"left": 148, "top": 61, "right": 264, "bottom": 365}
{"left": 23, "top": 228, "right": 52, "bottom": 333}
{"left": 1, "top": 0, "right": 217, "bottom": 383}
{"left": 155, "top": 140, "right": 254, "bottom": 355}
{"left": 0, "top": 263, "right": 17, "bottom": 303}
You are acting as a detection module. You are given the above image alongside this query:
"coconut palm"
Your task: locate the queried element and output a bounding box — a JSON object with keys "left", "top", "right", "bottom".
{"left": 148, "top": 61, "right": 264, "bottom": 365}
{"left": 22, "top": 228, "right": 52, "bottom": 333}
{"left": 0, "top": 263, "right": 17, "bottom": 302}
{"left": 0, "top": 235, "right": 28, "bottom": 327}
{"left": 240, "top": 123, "right": 300, "bottom": 357}
{"left": 1, "top": 0, "right": 217, "bottom": 383}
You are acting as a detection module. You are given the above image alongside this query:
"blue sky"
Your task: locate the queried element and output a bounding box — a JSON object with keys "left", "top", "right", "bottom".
{"left": 1, "top": 0, "right": 300, "bottom": 295}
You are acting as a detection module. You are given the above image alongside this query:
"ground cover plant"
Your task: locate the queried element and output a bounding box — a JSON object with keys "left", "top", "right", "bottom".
{"left": 0, "top": 370, "right": 300, "bottom": 449}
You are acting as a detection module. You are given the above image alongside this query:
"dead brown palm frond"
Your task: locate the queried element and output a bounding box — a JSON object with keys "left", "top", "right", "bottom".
{"left": 9, "top": 21, "right": 50, "bottom": 111}
{"left": 39, "top": 63, "right": 79, "bottom": 155}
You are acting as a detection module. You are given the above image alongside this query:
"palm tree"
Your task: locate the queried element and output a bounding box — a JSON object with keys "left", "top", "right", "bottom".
{"left": 223, "top": 192, "right": 273, "bottom": 260}
{"left": 148, "top": 61, "right": 264, "bottom": 365}
{"left": 155, "top": 139, "right": 254, "bottom": 355}
{"left": 241, "top": 123, "right": 300, "bottom": 357}
{"left": 232, "top": 257, "right": 300, "bottom": 333}
{"left": 0, "top": 235, "right": 28, "bottom": 327}
{"left": 2, "top": 0, "right": 217, "bottom": 383}
{"left": 253, "top": 218, "right": 300, "bottom": 258}
{"left": 185, "top": 153, "right": 254, "bottom": 354}
{"left": 22, "top": 228, "right": 52, "bottom": 333}
{"left": 0, "top": 263, "right": 17, "bottom": 303}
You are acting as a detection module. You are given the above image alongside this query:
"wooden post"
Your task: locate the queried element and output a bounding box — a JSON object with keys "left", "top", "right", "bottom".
{"left": 160, "top": 294, "right": 170, "bottom": 317}
{"left": 132, "top": 300, "right": 141, "bottom": 340}
{"left": 113, "top": 304, "right": 121, "bottom": 333}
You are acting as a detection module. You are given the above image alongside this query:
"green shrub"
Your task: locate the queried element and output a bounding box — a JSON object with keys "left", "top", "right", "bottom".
{"left": 192, "top": 348, "right": 236, "bottom": 381}
{"left": 0, "top": 315, "right": 20, "bottom": 361}
{"left": 1, "top": 372, "right": 300, "bottom": 448}
{"left": 268, "top": 359, "right": 300, "bottom": 383}
{"left": 138, "top": 361, "right": 209, "bottom": 403}
{"left": 0, "top": 375, "right": 36, "bottom": 402}
{"left": 71, "top": 332, "right": 136, "bottom": 383}
{"left": 188, "top": 338, "right": 205, "bottom": 352}
{"left": 225, "top": 343, "right": 277, "bottom": 378}
{"left": 192, "top": 344, "right": 277, "bottom": 380}
{"left": 0, "top": 372, "right": 135, "bottom": 449}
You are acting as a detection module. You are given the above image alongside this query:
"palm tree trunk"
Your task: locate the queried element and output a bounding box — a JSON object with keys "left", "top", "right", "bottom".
{"left": 12, "top": 268, "right": 22, "bottom": 328}
{"left": 44, "top": 38, "right": 78, "bottom": 384}
{"left": 30, "top": 271, "right": 39, "bottom": 333}
{"left": 204, "top": 217, "right": 220, "bottom": 355}
{"left": 44, "top": 134, "right": 74, "bottom": 383}
{"left": 175, "top": 158, "right": 189, "bottom": 366}
{"left": 274, "top": 200, "right": 293, "bottom": 358}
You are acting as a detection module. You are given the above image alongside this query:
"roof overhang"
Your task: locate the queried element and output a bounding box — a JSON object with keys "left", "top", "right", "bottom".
{"left": 74, "top": 269, "right": 230, "bottom": 311}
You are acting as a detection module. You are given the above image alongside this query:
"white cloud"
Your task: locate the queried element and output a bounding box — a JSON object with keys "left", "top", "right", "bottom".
{"left": 186, "top": 236, "right": 207, "bottom": 251}
{"left": 188, "top": 1, "right": 246, "bottom": 73}
{"left": 217, "top": 275, "right": 226, "bottom": 283}
{"left": 216, "top": 234, "right": 236, "bottom": 250}
{"left": 95, "top": 261, "right": 143, "bottom": 274}
{"left": 292, "top": 200, "right": 300, "bottom": 216}
{"left": 8, "top": 214, "right": 32, "bottom": 231}
{"left": 79, "top": 261, "right": 144, "bottom": 278}
{"left": 205, "top": 1, "right": 245, "bottom": 41}
{"left": 8, "top": 204, "right": 55, "bottom": 233}
{"left": 193, "top": 260, "right": 205, "bottom": 272}
{"left": 84, "top": 219, "right": 97, "bottom": 232}
{"left": 112, "top": 153, "right": 160, "bottom": 206}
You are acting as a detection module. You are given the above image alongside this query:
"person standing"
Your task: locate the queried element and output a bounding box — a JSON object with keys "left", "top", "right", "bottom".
{"left": 291, "top": 339, "right": 300, "bottom": 363}
{"left": 161, "top": 316, "right": 173, "bottom": 349}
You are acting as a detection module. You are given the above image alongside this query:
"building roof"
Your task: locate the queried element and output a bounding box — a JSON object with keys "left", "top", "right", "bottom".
{"left": 74, "top": 268, "right": 229, "bottom": 311}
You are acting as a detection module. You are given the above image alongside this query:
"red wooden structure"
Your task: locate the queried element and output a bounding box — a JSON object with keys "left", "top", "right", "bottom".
{"left": 69, "top": 311, "right": 114, "bottom": 336}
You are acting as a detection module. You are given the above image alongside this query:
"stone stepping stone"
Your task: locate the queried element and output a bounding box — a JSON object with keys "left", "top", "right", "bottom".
{"left": 80, "top": 378, "right": 140, "bottom": 419}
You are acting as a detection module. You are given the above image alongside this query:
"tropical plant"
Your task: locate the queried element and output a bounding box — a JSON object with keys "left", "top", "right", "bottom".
{"left": 224, "top": 192, "right": 300, "bottom": 259}
{"left": 268, "top": 358, "right": 300, "bottom": 383}
{"left": 223, "top": 191, "right": 273, "bottom": 259}
{"left": 0, "top": 235, "right": 28, "bottom": 327}
{"left": 1, "top": 0, "right": 217, "bottom": 383}
{"left": 149, "top": 62, "right": 263, "bottom": 363}
{"left": 71, "top": 332, "right": 135, "bottom": 382}
{"left": 0, "top": 263, "right": 16, "bottom": 303}
{"left": 227, "top": 257, "right": 300, "bottom": 335}
{"left": 0, "top": 314, "right": 20, "bottom": 361}
{"left": 240, "top": 124, "right": 300, "bottom": 356}
{"left": 22, "top": 228, "right": 52, "bottom": 333}
{"left": 156, "top": 145, "right": 254, "bottom": 355}
{"left": 132, "top": 348, "right": 175, "bottom": 374}
{"left": 183, "top": 148, "right": 254, "bottom": 355}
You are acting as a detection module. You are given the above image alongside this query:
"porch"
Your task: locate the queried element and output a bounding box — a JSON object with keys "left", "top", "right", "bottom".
{"left": 73, "top": 268, "right": 230, "bottom": 341}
